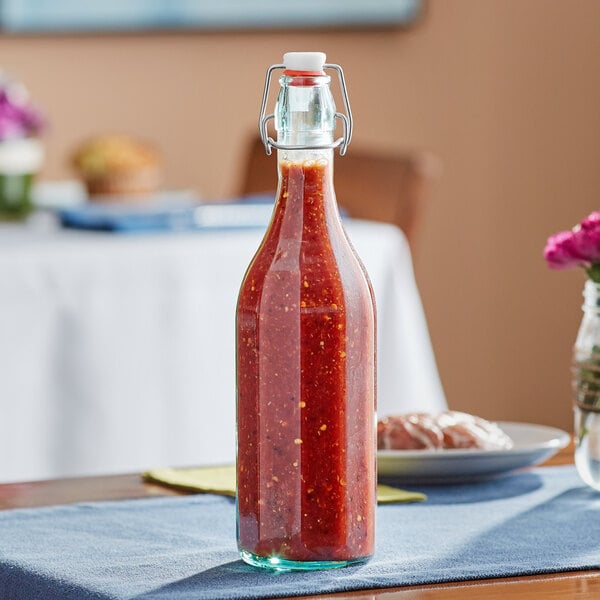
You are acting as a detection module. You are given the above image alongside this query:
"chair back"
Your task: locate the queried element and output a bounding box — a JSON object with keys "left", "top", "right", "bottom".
{"left": 238, "top": 136, "right": 438, "bottom": 245}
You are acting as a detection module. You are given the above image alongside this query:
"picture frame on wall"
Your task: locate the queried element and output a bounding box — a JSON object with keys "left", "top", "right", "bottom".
{"left": 0, "top": 0, "right": 421, "bottom": 33}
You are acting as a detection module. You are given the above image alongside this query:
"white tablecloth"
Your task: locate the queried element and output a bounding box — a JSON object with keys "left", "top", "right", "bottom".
{"left": 0, "top": 217, "right": 446, "bottom": 482}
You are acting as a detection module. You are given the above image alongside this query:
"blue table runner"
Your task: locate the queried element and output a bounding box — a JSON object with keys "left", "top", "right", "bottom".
{"left": 0, "top": 466, "right": 598, "bottom": 599}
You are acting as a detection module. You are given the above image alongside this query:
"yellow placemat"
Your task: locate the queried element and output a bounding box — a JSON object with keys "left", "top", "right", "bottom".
{"left": 143, "top": 465, "right": 426, "bottom": 504}
{"left": 376, "top": 483, "right": 426, "bottom": 504}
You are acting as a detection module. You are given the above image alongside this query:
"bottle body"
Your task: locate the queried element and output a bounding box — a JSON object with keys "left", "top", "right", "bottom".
{"left": 573, "top": 280, "right": 600, "bottom": 490}
{"left": 236, "top": 146, "right": 376, "bottom": 568}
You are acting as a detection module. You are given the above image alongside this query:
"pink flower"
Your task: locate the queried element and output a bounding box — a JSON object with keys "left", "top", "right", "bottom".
{"left": 0, "top": 78, "right": 45, "bottom": 141}
{"left": 544, "top": 230, "right": 588, "bottom": 269}
{"left": 544, "top": 212, "right": 600, "bottom": 278}
{"left": 572, "top": 211, "right": 600, "bottom": 263}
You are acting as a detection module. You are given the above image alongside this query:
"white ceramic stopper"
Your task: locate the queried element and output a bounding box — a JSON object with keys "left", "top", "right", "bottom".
{"left": 283, "top": 52, "right": 326, "bottom": 72}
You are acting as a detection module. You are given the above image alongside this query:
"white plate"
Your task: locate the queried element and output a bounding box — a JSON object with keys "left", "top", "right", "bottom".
{"left": 377, "top": 422, "right": 571, "bottom": 484}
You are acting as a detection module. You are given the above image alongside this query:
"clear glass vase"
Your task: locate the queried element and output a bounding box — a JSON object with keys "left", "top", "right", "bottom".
{"left": 0, "top": 138, "right": 43, "bottom": 220}
{"left": 572, "top": 279, "right": 600, "bottom": 490}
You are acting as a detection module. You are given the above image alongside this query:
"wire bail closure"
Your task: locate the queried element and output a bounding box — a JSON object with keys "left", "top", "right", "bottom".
{"left": 258, "top": 63, "right": 353, "bottom": 157}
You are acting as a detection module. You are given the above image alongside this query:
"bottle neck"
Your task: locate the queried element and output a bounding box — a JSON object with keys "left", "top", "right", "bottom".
{"left": 271, "top": 71, "right": 341, "bottom": 232}
{"left": 275, "top": 73, "right": 335, "bottom": 151}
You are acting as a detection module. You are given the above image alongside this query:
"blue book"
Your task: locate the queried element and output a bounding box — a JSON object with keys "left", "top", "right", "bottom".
{"left": 58, "top": 194, "right": 275, "bottom": 233}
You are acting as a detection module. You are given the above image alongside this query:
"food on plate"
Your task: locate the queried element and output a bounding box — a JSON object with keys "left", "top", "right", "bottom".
{"left": 377, "top": 413, "right": 443, "bottom": 450}
{"left": 377, "top": 411, "right": 513, "bottom": 451}
{"left": 71, "top": 134, "right": 162, "bottom": 199}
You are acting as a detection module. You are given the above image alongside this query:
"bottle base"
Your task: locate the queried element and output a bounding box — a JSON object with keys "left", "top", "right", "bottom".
{"left": 239, "top": 549, "right": 371, "bottom": 571}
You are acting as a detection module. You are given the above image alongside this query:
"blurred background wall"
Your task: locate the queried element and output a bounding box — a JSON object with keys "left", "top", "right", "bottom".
{"left": 1, "top": 0, "right": 599, "bottom": 431}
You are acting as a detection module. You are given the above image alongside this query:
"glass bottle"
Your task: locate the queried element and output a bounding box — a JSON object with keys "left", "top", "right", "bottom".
{"left": 236, "top": 52, "right": 376, "bottom": 570}
{"left": 573, "top": 279, "right": 600, "bottom": 490}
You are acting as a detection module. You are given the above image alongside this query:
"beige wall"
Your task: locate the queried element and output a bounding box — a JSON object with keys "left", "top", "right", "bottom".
{"left": 2, "top": 0, "right": 599, "bottom": 430}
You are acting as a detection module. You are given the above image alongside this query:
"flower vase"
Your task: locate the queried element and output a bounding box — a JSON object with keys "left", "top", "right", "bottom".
{"left": 0, "top": 138, "right": 43, "bottom": 220}
{"left": 572, "top": 279, "right": 600, "bottom": 490}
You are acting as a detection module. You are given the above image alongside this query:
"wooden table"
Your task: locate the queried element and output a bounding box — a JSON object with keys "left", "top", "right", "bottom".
{"left": 1, "top": 443, "right": 598, "bottom": 599}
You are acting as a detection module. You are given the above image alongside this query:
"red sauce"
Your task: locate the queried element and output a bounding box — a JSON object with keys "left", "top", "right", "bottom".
{"left": 236, "top": 158, "right": 376, "bottom": 563}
